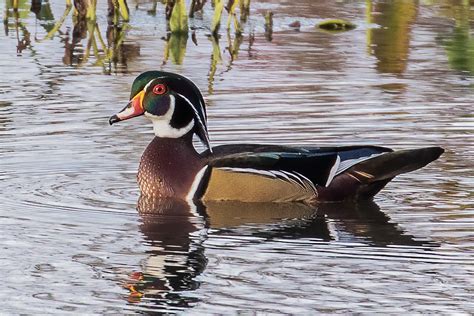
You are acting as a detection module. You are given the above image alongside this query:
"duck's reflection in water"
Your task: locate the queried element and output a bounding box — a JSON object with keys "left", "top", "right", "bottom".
{"left": 126, "top": 198, "right": 207, "bottom": 308}
{"left": 128, "top": 197, "right": 433, "bottom": 308}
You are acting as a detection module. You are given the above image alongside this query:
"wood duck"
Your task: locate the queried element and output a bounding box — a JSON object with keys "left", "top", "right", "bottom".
{"left": 109, "top": 71, "right": 444, "bottom": 204}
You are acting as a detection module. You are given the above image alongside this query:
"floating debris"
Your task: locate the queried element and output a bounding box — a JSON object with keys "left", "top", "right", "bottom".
{"left": 317, "top": 19, "right": 356, "bottom": 32}
{"left": 289, "top": 20, "right": 301, "bottom": 30}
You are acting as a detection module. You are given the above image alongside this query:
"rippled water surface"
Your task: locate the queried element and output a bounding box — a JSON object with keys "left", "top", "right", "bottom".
{"left": 1, "top": 0, "right": 473, "bottom": 313}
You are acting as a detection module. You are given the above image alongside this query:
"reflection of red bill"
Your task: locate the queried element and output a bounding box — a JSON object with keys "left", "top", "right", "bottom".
{"left": 123, "top": 271, "right": 145, "bottom": 303}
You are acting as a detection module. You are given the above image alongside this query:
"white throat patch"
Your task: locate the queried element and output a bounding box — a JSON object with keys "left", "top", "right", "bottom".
{"left": 144, "top": 94, "right": 195, "bottom": 138}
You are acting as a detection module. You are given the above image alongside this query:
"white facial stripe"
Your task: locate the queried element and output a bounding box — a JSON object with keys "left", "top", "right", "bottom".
{"left": 143, "top": 77, "right": 166, "bottom": 93}
{"left": 176, "top": 93, "right": 212, "bottom": 150}
{"left": 141, "top": 76, "right": 212, "bottom": 150}
{"left": 177, "top": 75, "right": 207, "bottom": 119}
{"left": 144, "top": 94, "right": 194, "bottom": 138}
{"left": 176, "top": 93, "right": 207, "bottom": 129}
{"left": 143, "top": 79, "right": 155, "bottom": 93}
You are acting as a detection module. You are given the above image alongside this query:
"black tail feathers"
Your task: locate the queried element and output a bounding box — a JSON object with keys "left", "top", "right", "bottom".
{"left": 350, "top": 146, "right": 444, "bottom": 183}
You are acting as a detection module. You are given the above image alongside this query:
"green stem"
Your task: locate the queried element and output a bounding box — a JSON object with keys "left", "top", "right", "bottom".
{"left": 37, "top": 4, "right": 72, "bottom": 41}
{"left": 117, "top": 0, "right": 129, "bottom": 21}
{"left": 211, "top": 0, "right": 223, "bottom": 35}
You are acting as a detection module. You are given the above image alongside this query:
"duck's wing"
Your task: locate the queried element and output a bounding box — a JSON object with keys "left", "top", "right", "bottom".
{"left": 207, "top": 144, "right": 393, "bottom": 184}
{"left": 193, "top": 145, "right": 393, "bottom": 203}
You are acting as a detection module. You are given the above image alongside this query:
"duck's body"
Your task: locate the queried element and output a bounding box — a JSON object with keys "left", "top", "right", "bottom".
{"left": 110, "top": 71, "right": 443, "bottom": 204}
{"left": 137, "top": 134, "right": 442, "bottom": 204}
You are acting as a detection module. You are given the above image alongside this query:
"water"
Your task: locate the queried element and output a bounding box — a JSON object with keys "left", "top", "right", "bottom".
{"left": 1, "top": 0, "right": 473, "bottom": 313}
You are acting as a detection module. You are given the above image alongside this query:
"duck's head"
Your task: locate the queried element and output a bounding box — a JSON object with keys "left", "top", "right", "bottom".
{"left": 109, "top": 71, "right": 211, "bottom": 151}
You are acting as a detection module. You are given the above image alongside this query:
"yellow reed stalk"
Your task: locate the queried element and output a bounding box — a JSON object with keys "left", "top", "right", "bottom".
{"left": 170, "top": 0, "right": 188, "bottom": 33}
{"left": 117, "top": 0, "right": 129, "bottom": 22}
{"left": 211, "top": 0, "right": 224, "bottom": 35}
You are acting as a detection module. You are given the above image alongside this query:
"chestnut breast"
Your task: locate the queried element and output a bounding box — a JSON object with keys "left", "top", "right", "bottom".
{"left": 137, "top": 137, "right": 205, "bottom": 199}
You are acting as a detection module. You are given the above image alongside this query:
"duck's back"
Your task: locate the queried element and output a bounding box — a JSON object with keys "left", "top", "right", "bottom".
{"left": 195, "top": 144, "right": 443, "bottom": 203}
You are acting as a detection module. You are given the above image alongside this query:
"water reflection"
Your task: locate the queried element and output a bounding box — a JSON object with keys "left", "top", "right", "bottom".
{"left": 126, "top": 198, "right": 207, "bottom": 308}
{"left": 163, "top": 32, "right": 188, "bottom": 65}
{"left": 367, "top": 1, "right": 417, "bottom": 75}
{"left": 5, "top": 0, "right": 474, "bottom": 81}
{"left": 208, "top": 34, "right": 222, "bottom": 93}
{"left": 129, "top": 197, "right": 433, "bottom": 309}
{"left": 3, "top": 0, "right": 138, "bottom": 73}
{"left": 438, "top": 1, "right": 474, "bottom": 75}
{"left": 4, "top": 0, "right": 31, "bottom": 53}
{"left": 60, "top": 15, "right": 137, "bottom": 73}
{"left": 30, "top": 0, "right": 54, "bottom": 28}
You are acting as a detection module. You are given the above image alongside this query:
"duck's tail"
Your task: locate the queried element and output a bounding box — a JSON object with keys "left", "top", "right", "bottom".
{"left": 352, "top": 147, "right": 444, "bottom": 182}
{"left": 319, "top": 147, "right": 444, "bottom": 201}
{"left": 352, "top": 146, "right": 444, "bottom": 198}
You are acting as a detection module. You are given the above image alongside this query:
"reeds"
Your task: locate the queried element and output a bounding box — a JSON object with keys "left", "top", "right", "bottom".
{"left": 169, "top": 0, "right": 188, "bottom": 33}
{"left": 4, "top": 0, "right": 255, "bottom": 73}
{"left": 211, "top": 0, "right": 225, "bottom": 35}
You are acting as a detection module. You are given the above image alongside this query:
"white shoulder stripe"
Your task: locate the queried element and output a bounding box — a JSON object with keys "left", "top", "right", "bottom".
{"left": 325, "top": 155, "right": 340, "bottom": 187}
{"left": 186, "top": 166, "right": 209, "bottom": 202}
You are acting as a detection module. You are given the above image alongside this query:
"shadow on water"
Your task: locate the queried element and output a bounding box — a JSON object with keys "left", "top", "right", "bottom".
{"left": 127, "top": 197, "right": 435, "bottom": 310}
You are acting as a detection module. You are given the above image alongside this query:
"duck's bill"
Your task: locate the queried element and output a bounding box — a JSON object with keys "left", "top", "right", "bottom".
{"left": 109, "top": 91, "right": 145, "bottom": 125}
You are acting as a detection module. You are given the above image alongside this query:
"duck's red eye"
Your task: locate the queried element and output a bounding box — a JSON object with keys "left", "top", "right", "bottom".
{"left": 152, "top": 84, "right": 167, "bottom": 95}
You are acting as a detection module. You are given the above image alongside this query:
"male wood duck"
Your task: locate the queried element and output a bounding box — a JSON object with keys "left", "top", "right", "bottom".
{"left": 109, "top": 71, "right": 444, "bottom": 204}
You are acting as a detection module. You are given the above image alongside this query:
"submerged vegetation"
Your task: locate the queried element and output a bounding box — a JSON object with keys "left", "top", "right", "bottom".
{"left": 317, "top": 19, "right": 356, "bottom": 32}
